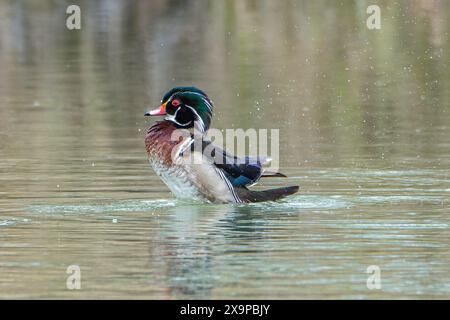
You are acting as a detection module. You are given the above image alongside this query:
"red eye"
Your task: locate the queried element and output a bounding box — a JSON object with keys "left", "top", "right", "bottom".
{"left": 171, "top": 99, "right": 181, "bottom": 107}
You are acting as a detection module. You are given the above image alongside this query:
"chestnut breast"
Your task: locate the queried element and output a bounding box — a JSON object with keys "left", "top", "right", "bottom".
{"left": 145, "top": 121, "right": 183, "bottom": 166}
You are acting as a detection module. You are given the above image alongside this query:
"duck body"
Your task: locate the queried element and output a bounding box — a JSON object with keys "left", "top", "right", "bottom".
{"left": 145, "top": 121, "right": 240, "bottom": 203}
{"left": 144, "top": 86, "right": 299, "bottom": 204}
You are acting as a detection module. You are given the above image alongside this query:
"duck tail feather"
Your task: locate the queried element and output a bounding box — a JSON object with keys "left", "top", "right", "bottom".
{"left": 261, "top": 171, "right": 287, "bottom": 178}
{"left": 236, "top": 186, "right": 299, "bottom": 203}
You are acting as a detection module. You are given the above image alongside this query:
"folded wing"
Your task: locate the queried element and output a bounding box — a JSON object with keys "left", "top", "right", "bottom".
{"left": 196, "top": 139, "right": 285, "bottom": 187}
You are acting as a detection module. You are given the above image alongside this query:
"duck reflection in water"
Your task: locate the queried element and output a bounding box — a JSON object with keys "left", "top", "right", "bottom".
{"left": 147, "top": 203, "right": 274, "bottom": 299}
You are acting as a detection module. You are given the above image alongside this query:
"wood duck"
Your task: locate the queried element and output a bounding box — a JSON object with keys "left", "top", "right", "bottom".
{"left": 144, "top": 87, "right": 299, "bottom": 203}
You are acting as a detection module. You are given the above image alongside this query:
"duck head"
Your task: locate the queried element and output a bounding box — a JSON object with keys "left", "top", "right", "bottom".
{"left": 145, "top": 87, "right": 213, "bottom": 133}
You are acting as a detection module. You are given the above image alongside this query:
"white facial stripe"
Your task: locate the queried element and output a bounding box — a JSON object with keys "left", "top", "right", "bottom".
{"left": 163, "top": 91, "right": 211, "bottom": 131}
{"left": 166, "top": 108, "right": 193, "bottom": 127}
{"left": 185, "top": 104, "right": 206, "bottom": 132}
{"left": 188, "top": 92, "right": 213, "bottom": 112}
{"left": 166, "top": 91, "right": 212, "bottom": 110}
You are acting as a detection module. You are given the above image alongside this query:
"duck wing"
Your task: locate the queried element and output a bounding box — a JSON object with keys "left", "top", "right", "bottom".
{"left": 172, "top": 136, "right": 242, "bottom": 203}
{"left": 181, "top": 136, "right": 299, "bottom": 203}
{"left": 194, "top": 139, "right": 285, "bottom": 187}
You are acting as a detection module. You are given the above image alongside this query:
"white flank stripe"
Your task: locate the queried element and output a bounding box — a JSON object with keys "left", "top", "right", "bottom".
{"left": 215, "top": 167, "right": 242, "bottom": 203}
{"left": 185, "top": 104, "right": 206, "bottom": 132}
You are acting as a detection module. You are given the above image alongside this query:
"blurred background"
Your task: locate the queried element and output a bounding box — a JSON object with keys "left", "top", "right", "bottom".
{"left": 0, "top": 0, "right": 449, "bottom": 299}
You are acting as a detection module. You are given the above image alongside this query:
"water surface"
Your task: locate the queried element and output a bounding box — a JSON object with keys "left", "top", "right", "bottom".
{"left": 1, "top": 0, "right": 450, "bottom": 299}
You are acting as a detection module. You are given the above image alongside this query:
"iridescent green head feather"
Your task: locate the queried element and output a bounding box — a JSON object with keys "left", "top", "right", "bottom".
{"left": 161, "top": 87, "right": 214, "bottom": 132}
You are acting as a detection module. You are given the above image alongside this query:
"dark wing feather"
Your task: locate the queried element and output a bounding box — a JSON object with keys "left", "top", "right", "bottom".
{"left": 235, "top": 186, "right": 299, "bottom": 203}
{"left": 195, "top": 139, "right": 264, "bottom": 187}
{"left": 189, "top": 136, "right": 299, "bottom": 202}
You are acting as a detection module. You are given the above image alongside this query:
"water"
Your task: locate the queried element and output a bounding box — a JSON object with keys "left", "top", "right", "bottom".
{"left": 1, "top": 0, "right": 450, "bottom": 299}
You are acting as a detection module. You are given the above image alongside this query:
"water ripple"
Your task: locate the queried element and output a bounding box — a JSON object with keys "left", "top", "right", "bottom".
{"left": 249, "top": 195, "right": 352, "bottom": 211}
{"left": 28, "top": 199, "right": 177, "bottom": 215}
{"left": 0, "top": 220, "right": 16, "bottom": 227}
